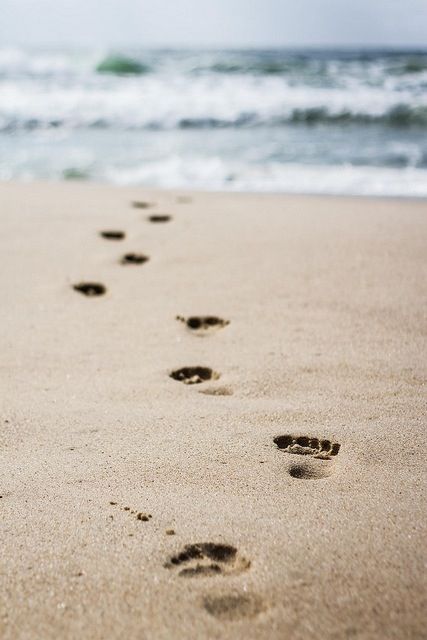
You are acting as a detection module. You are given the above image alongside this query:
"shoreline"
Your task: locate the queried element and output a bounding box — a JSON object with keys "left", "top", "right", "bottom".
{"left": 1, "top": 181, "right": 426, "bottom": 639}
{"left": 3, "top": 177, "right": 427, "bottom": 202}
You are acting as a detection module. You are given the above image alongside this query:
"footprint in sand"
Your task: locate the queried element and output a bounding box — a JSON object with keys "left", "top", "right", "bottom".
{"left": 120, "top": 253, "right": 149, "bottom": 265}
{"left": 164, "top": 543, "right": 250, "bottom": 577}
{"left": 273, "top": 435, "right": 340, "bottom": 479}
{"left": 132, "top": 200, "right": 154, "bottom": 209}
{"left": 148, "top": 214, "right": 172, "bottom": 223}
{"left": 100, "top": 230, "right": 125, "bottom": 240}
{"left": 73, "top": 282, "right": 106, "bottom": 297}
{"left": 176, "top": 315, "right": 229, "bottom": 334}
{"left": 170, "top": 366, "right": 220, "bottom": 385}
{"left": 202, "top": 592, "right": 266, "bottom": 621}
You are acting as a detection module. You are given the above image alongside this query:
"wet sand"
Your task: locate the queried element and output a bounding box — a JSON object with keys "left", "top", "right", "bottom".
{"left": 0, "top": 181, "right": 426, "bottom": 639}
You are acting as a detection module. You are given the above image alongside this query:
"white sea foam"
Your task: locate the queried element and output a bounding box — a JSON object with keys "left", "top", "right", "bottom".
{"left": 1, "top": 72, "right": 426, "bottom": 131}
{"left": 103, "top": 159, "right": 427, "bottom": 197}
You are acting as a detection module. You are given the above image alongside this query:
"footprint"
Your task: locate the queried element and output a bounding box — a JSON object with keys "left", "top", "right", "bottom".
{"left": 100, "top": 230, "right": 125, "bottom": 240}
{"left": 274, "top": 435, "right": 340, "bottom": 480}
{"left": 120, "top": 253, "right": 149, "bottom": 265}
{"left": 176, "top": 315, "right": 229, "bottom": 333}
{"left": 148, "top": 214, "right": 171, "bottom": 223}
{"left": 170, "top": 367, "right": 220, "bottom": 385}
{"left": 203, "top": 593, "right": 266, "bottom": 621}
{"left": 273, "top": 435, "right": 340, "bottom": 459}
{"left": 132, "top": 201, "right": 154, "bottom": 209}
{"left": 164, "top": 543, "right": 250, "bottom": 577}
{"left": 73, "top": 282, "right": 106, "bottom": 297}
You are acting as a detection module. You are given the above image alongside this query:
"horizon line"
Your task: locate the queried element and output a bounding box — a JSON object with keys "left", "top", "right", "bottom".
{"left": 2, "top": 42, "right": 427, "bottom": 51}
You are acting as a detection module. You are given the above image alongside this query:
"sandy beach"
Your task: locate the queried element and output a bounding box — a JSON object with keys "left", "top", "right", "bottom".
{"left": 0, "top": 180, "right": 426, "bottom": 639}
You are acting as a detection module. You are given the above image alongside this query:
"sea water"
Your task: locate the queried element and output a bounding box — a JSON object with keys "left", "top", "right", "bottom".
{"left": 1, "top": 47, "right": 426, "bottom": 196}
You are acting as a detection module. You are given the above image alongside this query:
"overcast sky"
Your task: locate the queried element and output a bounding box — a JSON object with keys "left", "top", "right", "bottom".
{"left": 1, "top": 0, "right": 427, "bottom": 48}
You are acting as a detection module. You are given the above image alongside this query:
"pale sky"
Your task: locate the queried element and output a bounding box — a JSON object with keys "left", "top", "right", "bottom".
{"left": 1, "top": 0, "right": 427, "bottom": 48}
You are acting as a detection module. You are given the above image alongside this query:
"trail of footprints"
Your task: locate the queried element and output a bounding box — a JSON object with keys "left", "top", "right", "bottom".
{"left": 73, "top": 203, "right": 172, "bottom": 295}
{"left": 71, "top": 195, "right": 342, "bottom": 622}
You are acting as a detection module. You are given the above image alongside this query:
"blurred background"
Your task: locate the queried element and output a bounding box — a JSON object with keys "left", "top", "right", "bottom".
{"left": 1, "top": 0, "right": 427, "bottom": 196}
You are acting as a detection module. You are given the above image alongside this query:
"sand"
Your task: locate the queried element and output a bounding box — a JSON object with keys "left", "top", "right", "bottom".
{"left": 0, "top": 180, "right": 426, "bottom": 639}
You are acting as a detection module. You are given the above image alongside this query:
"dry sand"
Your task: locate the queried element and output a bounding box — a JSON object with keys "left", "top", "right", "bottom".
{"left": 0, "top": 181, "right": 426, "bottom": 639}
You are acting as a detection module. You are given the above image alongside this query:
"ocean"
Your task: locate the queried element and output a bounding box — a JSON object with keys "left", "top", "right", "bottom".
{"left": 1, "top": 47, "right": 427, "bottom": 196}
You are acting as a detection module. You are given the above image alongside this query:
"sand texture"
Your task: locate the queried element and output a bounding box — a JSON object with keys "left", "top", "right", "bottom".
{"left": 0, "top": 181, "right": 426, "bottom": 639}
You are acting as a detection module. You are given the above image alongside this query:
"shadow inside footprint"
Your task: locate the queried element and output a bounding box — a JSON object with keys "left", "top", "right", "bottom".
{"left": 120, "top": 253, "right": 149, "bottom": 265}
{"left": 177, "top": 315, "right": 229, "bottom": 332}
{"left": 73, "top": 282, "right": 106, "bottom": 297}
{"left": 274, "top": 434, "right": 340, "bottom": 479}
{"left": 165, "top": 543, "right": 250, "bottom": 577}
{"left": 203, "top": 593, "right": 266, "bottom": 621}
{"left": 132, "top": 201, "right": 154, "bottom": 209}
{"left": 289, "top": 461, "right": 333, "bottom": 480}
{"left": 148, "top": 214, "right": 171, "bottom": 223}
{"left": 170, "top": 367, "right": 220, "bottom": 385}
{"left": 100, "top": 230, "right": 125, "bottom": 240}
